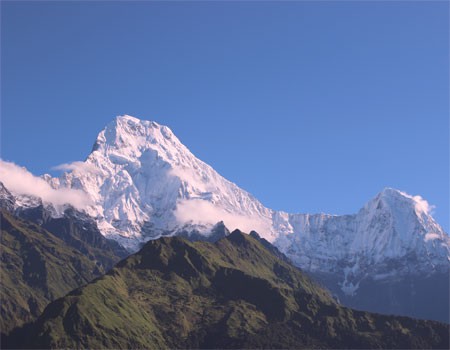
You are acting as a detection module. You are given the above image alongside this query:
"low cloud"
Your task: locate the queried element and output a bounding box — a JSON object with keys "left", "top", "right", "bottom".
{"left": 424, "top": 232, "right": 440, "bottom": 242}
{"left": 0, "top": 160, "right": 92, "bottom": 210}
{"left": 174, "top": 199, "right": 273, "bottom": 239}
{"left": 409, "top": 194, "right": 435, "bottom": 216}
{"left": 53, "top": 161, "right": 102, "bottom": 175}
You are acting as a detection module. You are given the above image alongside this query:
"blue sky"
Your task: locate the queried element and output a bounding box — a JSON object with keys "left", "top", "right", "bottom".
{"left": 1, "top": 1, "right": 449, "bottom": 230}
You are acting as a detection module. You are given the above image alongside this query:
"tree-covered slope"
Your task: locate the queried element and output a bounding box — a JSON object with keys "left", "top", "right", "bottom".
{"left": 15, "top": 230, "right": 449, "bottom": 349}
{"left": 0, "top": 211, "right": 107, "bottom": 335}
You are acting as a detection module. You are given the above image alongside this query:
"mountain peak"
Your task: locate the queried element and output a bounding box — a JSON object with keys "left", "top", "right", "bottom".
{"left": 351, "top": 188, "right": 449, "bottom": 270}
{"left": 88, "top": 115, "right": 187, "bottom": 176}
{"left": 0, "top": 181, "right": 11, "bottom": 195}
{"left": 94, "top": 115, "right": 177, "bottom": 152}
{"left": 114, "top": 114, "right": 160, "bottom": 127}
{"left": 62, "top": 115, "right": 275, "bottom": 249}
{"left": 112, "top": 115, "right": 166, "bottom": 135}
{"left": 368, "top": 188, "right": 435, "bottom": 219}
{"left": 0, "top": 181, "right": 15, "bottom": 212}
{"left": 379, "top": 187, "right": 403, "bottom": 196}
{"left": 376, "top": 187, "right": 420, "bottom": 204}
{"left": 115, "top": 114, "right": 147, "bottom": 124}
{"left": 226, "top": 229, "right": 248, "bottom": 244}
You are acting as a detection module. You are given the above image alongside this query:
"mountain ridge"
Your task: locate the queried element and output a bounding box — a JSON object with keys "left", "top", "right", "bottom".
{"left": 8, "top": 230, "right": 449, "bottom": 349}
{"left": 0, "top": 210, "right": 105, "bottom": 335}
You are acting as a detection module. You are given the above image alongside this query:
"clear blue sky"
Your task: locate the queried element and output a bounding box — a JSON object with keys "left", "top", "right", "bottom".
{"left": 1, "top": 1, "right": 449, "bottom": 231}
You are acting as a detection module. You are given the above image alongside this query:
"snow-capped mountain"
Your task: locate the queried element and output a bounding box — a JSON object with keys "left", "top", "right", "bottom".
{"left": 53, "top": 115, "right": 275, "bottom": 249}
{"left": 275, "top": 188, "right": 449, "bottom": 294}
{"left": 2, "top": 115, "right": 448, "bottom": 321}
{"left": 49, "top": 116, "right": 449, "bottom": 267}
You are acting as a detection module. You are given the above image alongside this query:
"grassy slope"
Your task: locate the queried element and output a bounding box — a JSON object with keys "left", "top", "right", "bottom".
{"left": 18, "top": 231, "right": 449, "bottom": 349}
{"left": 0, "top": 211, "right": 105, "bottom": 334}
{"left": 17, "top": 205, "right": 128, "bottom": 270}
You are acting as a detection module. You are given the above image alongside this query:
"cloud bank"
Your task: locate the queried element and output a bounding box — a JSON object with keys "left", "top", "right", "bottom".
{"left": 0, "top": 160, "right": 91, "bottom": 210}
{"left": 174, "top": 199, "right": 272, "bottom": 239}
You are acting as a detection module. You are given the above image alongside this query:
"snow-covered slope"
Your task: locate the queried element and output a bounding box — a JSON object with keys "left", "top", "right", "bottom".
{"left": 6, "top": 115, "right": 449, "bottom": 299}
{"left": 275, "top": 188, "right": 449, "bottom": 295}
{"left": 54, "top": 115, "right": 275, "bottom": 249}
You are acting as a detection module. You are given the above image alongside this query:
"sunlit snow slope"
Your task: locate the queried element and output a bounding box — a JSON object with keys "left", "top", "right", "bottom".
{"left": 55, "top": 116, "right": 274, "bottom": 248}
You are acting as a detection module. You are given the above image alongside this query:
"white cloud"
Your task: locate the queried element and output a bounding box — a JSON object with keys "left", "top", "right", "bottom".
{"left": 174, "top": 199, "right": 272, "bottom": 239}
{"left": 52, "top": 161, "right": 102, "bottom": 175}
{"left": 0, "top": 160, "right": 92, "bottom": 210}
{"left": 424, "top": 232, "right": 440, "bottom": 242}
{"left": 412, "top": 195, "right": 435, "bottom": 215}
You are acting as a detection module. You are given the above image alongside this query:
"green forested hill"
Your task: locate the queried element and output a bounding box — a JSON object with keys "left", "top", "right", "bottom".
{"left": 14, "top": 230, "right": 449, "bottom": 349}
{"left": 0, "top": 211, "right": 107, "bottom": 334}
